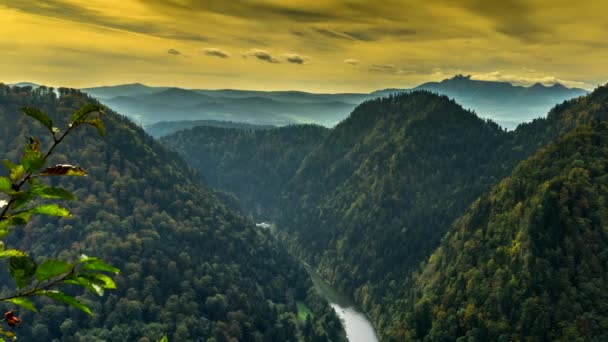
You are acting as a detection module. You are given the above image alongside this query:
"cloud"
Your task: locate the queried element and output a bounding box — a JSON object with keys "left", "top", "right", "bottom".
{"left": 470, "top": 71, "right": 589, "bottom": 88}
{"left": 284, "top": 54, "right": 308, "bottom": 64}
{"left": 4, "top": 0, "right": 209, "bottom": 42}
{"left": 203, "top": 48, "right": 230, "bottom": 58}
{"left": 167, "top": 49, "right": 181, "bottom": 55}
{"left": 369, "top": 64, "right": 405, "bottom": 75}
{"left": 244, "top": 49, "right": 280, "bottom": 63}
{"left": 344, "top": 59, "right": 360, "bottom": 66}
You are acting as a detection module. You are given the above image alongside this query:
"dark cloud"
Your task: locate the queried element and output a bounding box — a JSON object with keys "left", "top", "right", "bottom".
{"left": 244, "top": 49, "right": 280, "bottom": 63}
{"left": 5, "top": 0, "right": 209, "bottom": 42}
{"left": 313, "top": 28, "right": 354, "bottom": 40}
{"left": 203, "top": 48, "right": 230, "bottom": 58}
{"left": 167, "top": 49, "right": 181, "bottom": 55}
{"left": 314, "top": 26, "right": 416, "bottom": 42}
{"left": 459, "top": 0, "right": 546, "bottom": 42}
{"left": 144, "top": 0, "right": 335, "bottom": 23}
{"left": 284, "top": 54, "right": 307, "bottom": 64}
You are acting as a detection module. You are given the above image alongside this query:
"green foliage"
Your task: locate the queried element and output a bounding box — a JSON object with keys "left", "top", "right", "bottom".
{"left": 395, "top": 123, "right": 608, "bottom": 341}
{"left": 166, "top": 84, "right": 608, "bottom": 341}
{"left": 161, "top": 124, "right": 329, "bottom": 219}
{"left": 0, "top": 83, "right": 346, "bottom": 341}
{"left": 0, "top": 101, "right": 118, "bottom": 340}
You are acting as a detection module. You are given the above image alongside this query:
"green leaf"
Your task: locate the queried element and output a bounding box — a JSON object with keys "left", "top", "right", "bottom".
{"left": 9, "top": 256, "right": 37, "bottom": 289}
{"left": 28, "top": 204, "right": 71, "bottom": 217}
{"left": 37, "top": 290, "right": 92, "bottom": 316}
{"left": 39, "top": 164, "right": 87, "bottom": 177}
{"left": 0, "top": 177, "right": 11, "bottom": 193}
{"left": 21, "top": 107, "right": 53, "bottom": 132}
{"left": 35, "top": 259, "right": 72, "bottom": 281}
{"left": 21, "top": 138, "right": 44, "bottom": 173}
{"left": 0, "top": 216, "right": 29, "bottom": 238}
{"left": 7, "top": 164, "right": 25, "bottom": 182}
{"left": 5, "top": 297, "right": 37, "bottom": 313}
{"left": 0, "top": 249, "right": 27, "bottom": 258}
{"left": 65, "top": 276, "right": 104, "bottom": 296}
{"left": 85, "top": 117, "right": 105, "bottom": 136}
{"left": 2, "top": 159, "right": 17, "bottom": 172}
{"left": 83, "top": 273, "right": 116, "bottom": 290}
{"left": 30, "top": 185, "right": 76, "bottom": 200}
{"left": 71, "top": 104, "right": 104, "bottom": 125}
{"left": 157, "top": 336, "right": 169, "bottom": 342}
{"left": 10, "top": 192, "right": 33, "bottom": 210}
{"left": 80, "top": 258, "right": 120, "bottom": 274}
{"left": 0, "top": 330, "right": 16, "bottom": 341}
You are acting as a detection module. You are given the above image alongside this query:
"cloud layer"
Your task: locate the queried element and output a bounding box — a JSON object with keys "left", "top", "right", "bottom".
{"left": 1, "top": 0, "right": 604, "bottom": 91}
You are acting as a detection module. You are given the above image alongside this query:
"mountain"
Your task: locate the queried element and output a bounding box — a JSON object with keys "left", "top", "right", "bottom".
{"left": 392, "top": 121, "right": 608, "bottom": 341}
{"left": 82, "top": 77, "right": 587, "bottom": 131}
{"left": 82, "top": 83, "right": 167, "bottom": 99}
{"left": 161, "top": 124, "right": 329, "bottom": 218}
{"left": 162, "top": 84, "right": 608, "bottom": 340}
{"left": 9, "top": 82, "right": 40, "bottom": 88}
{"left": 413, "top": 75, "right": 589, "bottom": 129}
{"left": 145, "top": 120, "right": 274, "bottom": 138}
{"left": 0, "top": 84, "right": 346, "bottom": 341}
{"left": 96, "top": 87, "right": 354, "bottom": 127}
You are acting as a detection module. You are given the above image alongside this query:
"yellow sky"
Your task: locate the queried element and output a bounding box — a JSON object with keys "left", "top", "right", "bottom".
{"left": 1, "top": 0, "right": 607, "bottom": 92}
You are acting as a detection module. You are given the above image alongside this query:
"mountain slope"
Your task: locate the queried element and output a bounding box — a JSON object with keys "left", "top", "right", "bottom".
{"left": 162, "top": 124, "right": 329, "bottom": 218}
{"left": 278, "top": 92, "right": 516, "bottom": 299}
{"left": 145, "top": 120, "right": 274, "bottom": 138}
{"left": 0, "top": 84, "right": 345, "bottom": 341}
{"left": 393, "top": 122, "right": 608, "bottom": 341}
{"left": 152, "top": 84, "right": 607, "bottom": 340}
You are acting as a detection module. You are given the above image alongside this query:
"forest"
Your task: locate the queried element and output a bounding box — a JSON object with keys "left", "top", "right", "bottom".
{"left": 163, "top": 85, "right": 608, "bottom": 341}
{"left": 0, "top": 84, "right": 346, "bottom": 342}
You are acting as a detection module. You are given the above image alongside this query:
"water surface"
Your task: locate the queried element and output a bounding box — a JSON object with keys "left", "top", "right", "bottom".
{"left": 305, "top": 266, "right": 379, "bottom": 342}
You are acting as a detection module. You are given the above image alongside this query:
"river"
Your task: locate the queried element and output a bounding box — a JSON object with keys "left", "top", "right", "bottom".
{"left": 305, "top": 266, "right": 380, "bottom": 342}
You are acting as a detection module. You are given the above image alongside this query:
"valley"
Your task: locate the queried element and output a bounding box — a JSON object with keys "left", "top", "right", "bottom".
{"left": 4, "top": 1, "right": 608, "bottom": 341}
{"left": 163, "top": 84, "right": 608, "bottom": 341}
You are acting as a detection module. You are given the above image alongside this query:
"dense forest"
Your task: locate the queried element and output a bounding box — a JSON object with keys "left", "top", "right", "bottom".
{"left": 162, "top": 85, "right": 608, "bottom": 340}
{"left": 145, "top": 120, "right": 274, "bottom": 139}
{"left": 162, "top": 125, "right": 328, "bottom": 218}
{"left": 393, "top": 122, "right": 608, "bottom": 340}
{"left": 0, "top": 84, "right": 346, "bottom": 341}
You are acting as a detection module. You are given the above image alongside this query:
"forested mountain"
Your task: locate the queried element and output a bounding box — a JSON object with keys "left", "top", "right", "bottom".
{"left": 0, "top": 84, "right": 346, "bottom": 341}
{"left": 161, "top": 125, "right": 329, "bottom": 218}
{"left": 145, "top": 120, "right": 274, "bottom": 138}
{"left": 278, "top": 87, "right": 607, "bottom": 339}
{"left": 162, "top": 84, "right": 608, "bottom": 340}
{"left": 391, "top": 121, "right": 608, "bottom": 341}
{"left": 83, "top": 77, "right": 586, "bottom": 130}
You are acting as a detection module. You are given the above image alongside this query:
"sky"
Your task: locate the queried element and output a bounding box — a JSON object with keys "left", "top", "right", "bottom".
{"left": 1, "top": 0, "right": 607, "bottom": 92}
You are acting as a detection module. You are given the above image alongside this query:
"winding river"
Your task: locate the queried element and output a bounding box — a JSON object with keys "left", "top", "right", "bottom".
{"left": 305, "top": 266, "right": 380, "bottom": 342}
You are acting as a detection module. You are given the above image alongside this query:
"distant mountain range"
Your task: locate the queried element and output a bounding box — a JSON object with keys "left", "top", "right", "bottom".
{"left": 10, "top": 76, "right": 588, "bottom": 131}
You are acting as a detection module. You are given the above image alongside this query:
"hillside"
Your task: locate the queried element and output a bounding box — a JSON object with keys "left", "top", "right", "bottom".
{"left": 161, "top": 124, "right": 329, "bottom": 218}
{"left": 391, "top": 122, "right": 608, "bottom": 340}
{"left": 162, "top": 85, "right": 608, "bottom": 340}
{"left": 145, "top": 120, "right": 274, "bottom": 138}
{"left": 0, "top": 84, "right": 346, "bottom": 341}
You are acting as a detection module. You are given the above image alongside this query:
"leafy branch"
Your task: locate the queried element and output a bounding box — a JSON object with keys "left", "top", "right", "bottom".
{"left": 0, "top": 104, "right": 118, "bottom": 340}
